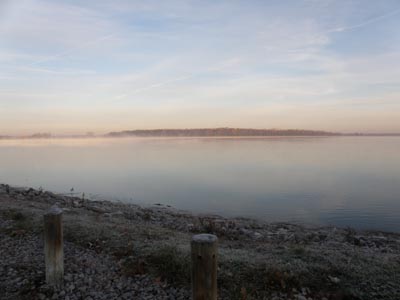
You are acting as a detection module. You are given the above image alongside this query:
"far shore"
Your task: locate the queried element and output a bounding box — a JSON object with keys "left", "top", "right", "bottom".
{"left": 1, "top": 183, "right": 400, "bottom": 299}
{"left": 2, "top": 127, "right": 400, "bottom": 140}
{"left": 1, "top": 134, "right": 400, "bottom": 141}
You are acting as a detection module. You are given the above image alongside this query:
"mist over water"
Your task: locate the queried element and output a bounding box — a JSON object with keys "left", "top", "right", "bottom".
{"left": 1, "top": 136, "right": 399, "bottom": 232}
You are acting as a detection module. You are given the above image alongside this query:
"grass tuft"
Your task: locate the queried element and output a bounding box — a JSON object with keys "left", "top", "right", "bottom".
{"left": 147, "top": 245, "right": 191, "bottom": 285}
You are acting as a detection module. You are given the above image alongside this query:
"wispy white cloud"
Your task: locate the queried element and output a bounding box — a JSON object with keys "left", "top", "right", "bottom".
{"left": 1, "top": 0, "right": 400, "bottom": 134}
{"left": 28, "top": 34, "right": 115, "bottom": 66}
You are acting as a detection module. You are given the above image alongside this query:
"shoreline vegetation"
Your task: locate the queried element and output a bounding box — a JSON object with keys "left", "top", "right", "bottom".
{"left": 1, "top": 184, "right": 400, "bottom": 299}
{"left": 1, "top": 128, "right": 400, "bottom": 139}
{"left": 106, "top": 128, "right": 339, "bottom": 137}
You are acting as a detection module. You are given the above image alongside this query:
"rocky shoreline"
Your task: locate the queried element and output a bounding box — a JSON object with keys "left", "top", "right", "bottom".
{"left": 1, "top": 184, "right": 400, "bottom": 299}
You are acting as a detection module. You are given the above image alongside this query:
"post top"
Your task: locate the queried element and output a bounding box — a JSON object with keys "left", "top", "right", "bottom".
{"left": 192, "top": 233, "right": 218, "bottom": 244}
{"left": 46, "top": 204, "right": 63, "bottom": 215}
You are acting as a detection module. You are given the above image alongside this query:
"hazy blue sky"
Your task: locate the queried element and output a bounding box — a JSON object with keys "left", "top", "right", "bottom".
{"left": 1, "top": 0, "right": 400, "bottom": 134}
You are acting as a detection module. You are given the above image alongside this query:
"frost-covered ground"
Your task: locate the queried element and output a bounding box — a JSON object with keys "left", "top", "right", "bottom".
{"left": 1, "top": 184, "right": 399, "bottom": 299}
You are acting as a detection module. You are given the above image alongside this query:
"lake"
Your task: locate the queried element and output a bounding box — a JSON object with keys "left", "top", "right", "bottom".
{"left": 0, "top": 136, "right": 399, "bottom": 232}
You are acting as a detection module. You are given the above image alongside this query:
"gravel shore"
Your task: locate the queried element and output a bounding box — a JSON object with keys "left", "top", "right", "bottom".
{"left": 1, "top": 184, "right": 400, "bottom": 299}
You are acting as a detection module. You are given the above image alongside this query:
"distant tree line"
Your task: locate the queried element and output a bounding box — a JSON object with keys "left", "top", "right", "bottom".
{"left": 106, "top": 128, "right": 340, "bottom": 137}
{"left": 0, "top": 133, "right": 51, "bottom": 139}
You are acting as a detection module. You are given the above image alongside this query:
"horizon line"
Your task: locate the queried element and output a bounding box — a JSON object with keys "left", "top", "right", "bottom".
{"left": 1, "top": 127, "right": 400, "bottom": 138}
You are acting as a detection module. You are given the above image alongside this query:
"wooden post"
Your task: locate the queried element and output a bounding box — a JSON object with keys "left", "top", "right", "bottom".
{"left": 44, "top": 205, "right": 64, "bottom": 286}
{"left": 191, "top": 234, "right": 218, "bottom": 300}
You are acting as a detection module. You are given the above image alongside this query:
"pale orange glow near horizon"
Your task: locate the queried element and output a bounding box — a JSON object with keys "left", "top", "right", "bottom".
{"left": 1, "top": 1, "right": 400, "bottom": 135}
{"left": 1, "top": 105, "right": 400, "bottom": 136}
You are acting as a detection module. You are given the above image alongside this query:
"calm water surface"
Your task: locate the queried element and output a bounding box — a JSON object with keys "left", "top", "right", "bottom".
{"left": 1, "top": 137, "right": 399, "bottom": 232}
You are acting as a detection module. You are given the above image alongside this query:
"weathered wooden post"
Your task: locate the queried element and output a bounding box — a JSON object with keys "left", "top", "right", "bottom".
{"left": 191, "top": 234, "right": 218, "bottom": 300}
{"left": 44, "top": 205, "right": 64, "bottom": 286}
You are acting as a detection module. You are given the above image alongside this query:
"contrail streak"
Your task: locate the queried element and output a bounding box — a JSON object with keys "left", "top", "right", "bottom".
{"left": 116, "top": 64, "right": 231, "bottom": 100}
{"left": 328, "top": 8, "right": 400, "bottom": 33}
{"left": 129, "top": 74, "right": 196, "bottom": 95}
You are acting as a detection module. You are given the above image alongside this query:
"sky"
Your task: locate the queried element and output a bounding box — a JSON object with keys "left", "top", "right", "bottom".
{"left": 0, "top": 0, "right": 400, "bottom": 135}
